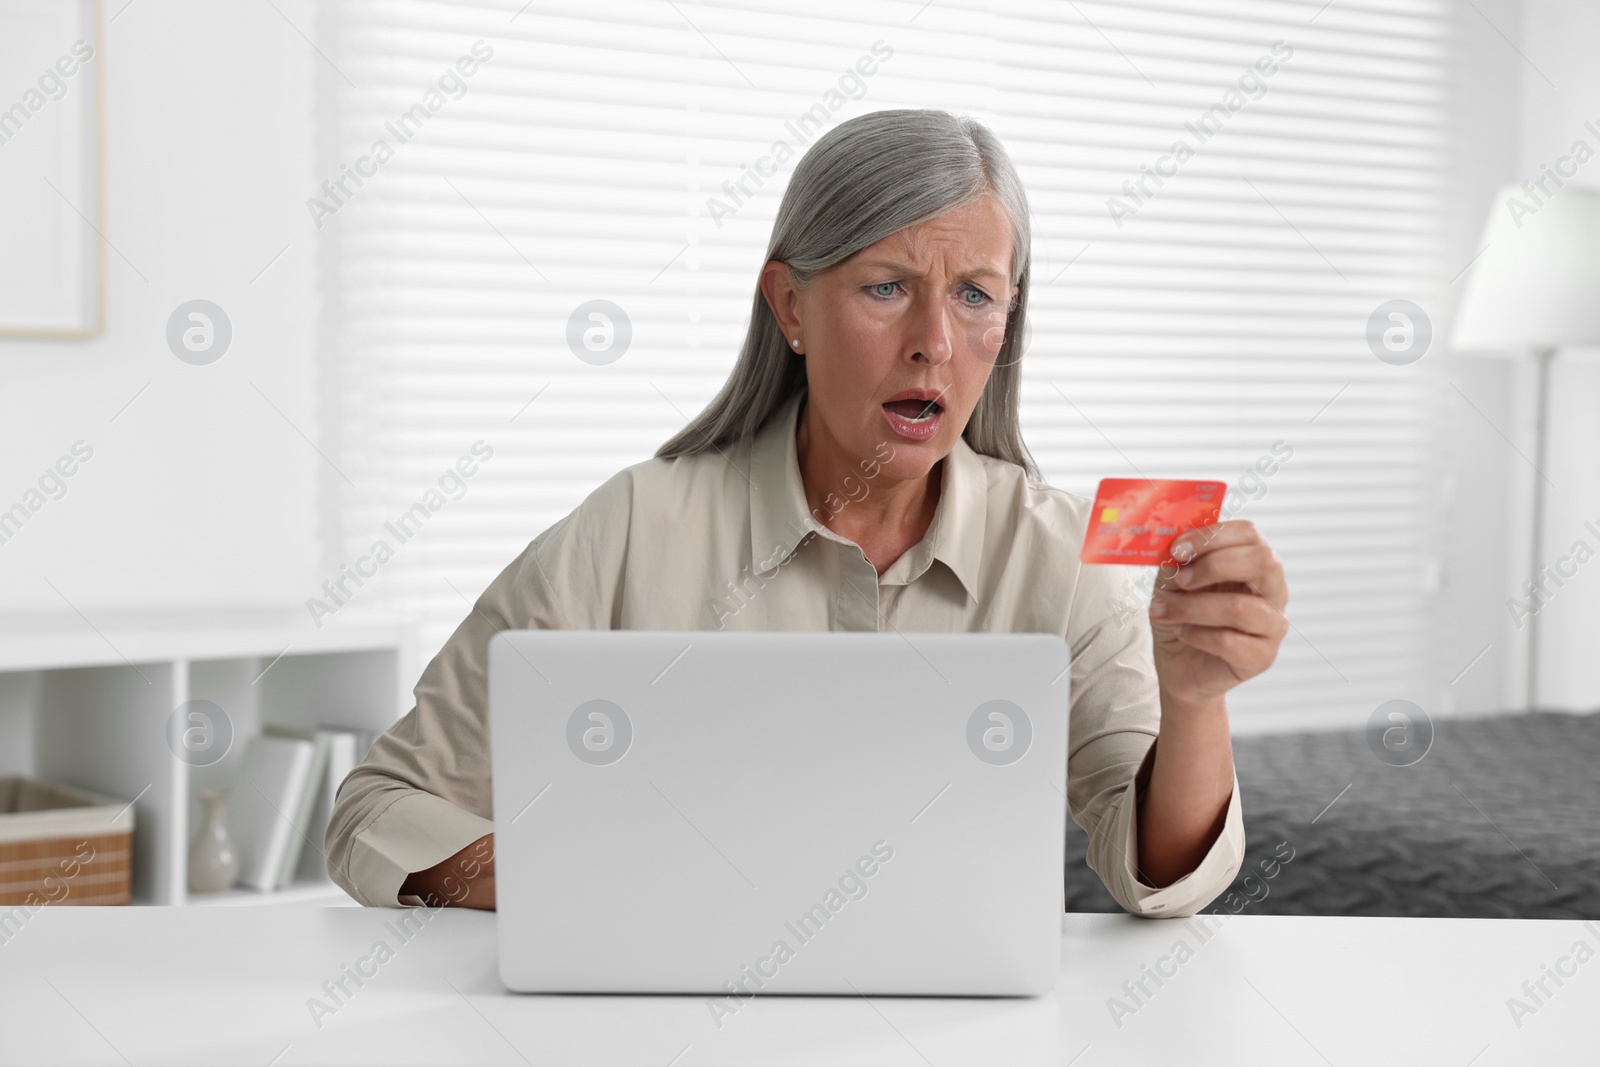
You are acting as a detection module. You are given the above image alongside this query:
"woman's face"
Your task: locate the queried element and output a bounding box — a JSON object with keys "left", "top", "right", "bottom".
{"left": 764, "top": 194, "right": 1018, "bottom": 482}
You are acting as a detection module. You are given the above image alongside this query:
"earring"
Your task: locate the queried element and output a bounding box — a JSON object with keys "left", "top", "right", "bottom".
{"left": 791, "top": 339, "right": 800, "bottom": 349}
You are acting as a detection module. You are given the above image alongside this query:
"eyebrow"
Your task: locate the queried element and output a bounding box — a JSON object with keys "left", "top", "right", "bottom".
{"left": 852, "top": 258, "right": 1009, "bottom": 285}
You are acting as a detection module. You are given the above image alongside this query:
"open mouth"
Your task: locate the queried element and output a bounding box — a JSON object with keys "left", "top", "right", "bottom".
{"left": 882, "top": 398, "right": 942, "bottom": 422}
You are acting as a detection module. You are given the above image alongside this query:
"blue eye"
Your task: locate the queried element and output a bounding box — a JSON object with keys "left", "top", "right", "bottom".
{"left": 867, "top": 280, "right": 993, "bottom": 304}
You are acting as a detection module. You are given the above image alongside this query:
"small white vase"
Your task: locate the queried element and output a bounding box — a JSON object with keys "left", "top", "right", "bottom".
{"left": 188, "top": 788, "right": 240, "bottom": 894}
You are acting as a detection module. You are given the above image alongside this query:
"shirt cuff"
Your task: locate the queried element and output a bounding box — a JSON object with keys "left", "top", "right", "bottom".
{"left": 346, "top": 791, "right": 494, "bottom": 908}
{"left": 1102, "top": 754, "right": 1246, "bottom": 918}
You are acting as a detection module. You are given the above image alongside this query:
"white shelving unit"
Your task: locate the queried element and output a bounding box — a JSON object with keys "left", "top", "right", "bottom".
{"left": 0, "top": 609, "right": 414, "bottom": 906}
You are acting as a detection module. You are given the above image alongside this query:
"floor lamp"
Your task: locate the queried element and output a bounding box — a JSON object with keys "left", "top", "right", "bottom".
{"left": 1450, "top": 184, "right": 1600, "bottom": 711}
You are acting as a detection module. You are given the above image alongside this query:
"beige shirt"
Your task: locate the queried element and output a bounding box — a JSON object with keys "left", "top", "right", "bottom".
{"left": 326, "top": 386, "right": 1245, "bottom": 917}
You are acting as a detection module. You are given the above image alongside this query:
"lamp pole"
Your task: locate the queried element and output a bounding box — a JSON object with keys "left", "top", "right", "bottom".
{"left": 1526, "top": 345, "right": 1555, "bottom": 713}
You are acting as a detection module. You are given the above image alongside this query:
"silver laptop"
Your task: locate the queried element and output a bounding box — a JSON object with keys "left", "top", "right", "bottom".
{"left": 487, "top": 630, "right": 1070, "bottom": 997}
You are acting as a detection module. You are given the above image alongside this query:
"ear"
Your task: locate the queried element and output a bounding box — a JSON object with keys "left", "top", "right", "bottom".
{"left": 760, "top": 260, "right": 804, "bottom": 342}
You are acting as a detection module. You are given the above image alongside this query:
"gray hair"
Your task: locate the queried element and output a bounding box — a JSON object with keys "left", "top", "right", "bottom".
{"left": 655, "top": 108, "right": 1039, "bottom": 481}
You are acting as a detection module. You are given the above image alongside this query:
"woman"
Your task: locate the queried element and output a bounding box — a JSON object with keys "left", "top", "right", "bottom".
{"left": 326, "top": 109, "right": 1289, "bottom": 917}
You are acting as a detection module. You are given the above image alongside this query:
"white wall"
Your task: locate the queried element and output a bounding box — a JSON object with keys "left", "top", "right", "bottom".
{"left": 0, "top": 1, "right": 321, "bottom": 613}
{"left": 1436, "top": 0, "right": 1530, "bottom": 718}
{"left": 1, "top": 0, "right": 1586, "bottom": 723}
{"left": 1435, "top": 0, "right": 1600, "bottom": 718}
{"left": 1517, "top": 0, "right": 1600, "bottom": 711}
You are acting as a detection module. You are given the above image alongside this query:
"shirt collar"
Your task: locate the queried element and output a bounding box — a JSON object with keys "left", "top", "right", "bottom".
{"left": 747, "top": 386, "right": 986, "bottom": 600}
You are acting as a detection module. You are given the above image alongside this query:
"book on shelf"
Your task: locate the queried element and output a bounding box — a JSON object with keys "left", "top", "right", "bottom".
{"left": 260, "top": 723, "right": 376, "bottom": 887}
{"left": 226, "top": 735, "right": 316, "bottom": 892}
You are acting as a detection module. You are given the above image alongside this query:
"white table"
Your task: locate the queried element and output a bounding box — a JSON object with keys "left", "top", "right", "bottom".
{"left": 0, "top": 907, "right": 1591, "bottom": 1065}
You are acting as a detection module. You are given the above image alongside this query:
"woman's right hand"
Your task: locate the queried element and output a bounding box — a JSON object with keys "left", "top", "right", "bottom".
{"left": 398, "top": 833, "right": 496, "bottom": 909}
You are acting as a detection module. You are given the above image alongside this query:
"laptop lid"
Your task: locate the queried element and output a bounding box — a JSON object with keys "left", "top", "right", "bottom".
{"left": 487, "top": 630, "right": 1070, "bottom": 997}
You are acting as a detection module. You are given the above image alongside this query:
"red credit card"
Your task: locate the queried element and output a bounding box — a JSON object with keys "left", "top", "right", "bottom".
{"left": 1079, "top": 478, "right": 1226, "bottom": 566}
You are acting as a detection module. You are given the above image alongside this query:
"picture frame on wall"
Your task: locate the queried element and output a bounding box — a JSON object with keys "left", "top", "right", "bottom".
{"left": 0, "top": 0, "right": 105, "bottom": 339}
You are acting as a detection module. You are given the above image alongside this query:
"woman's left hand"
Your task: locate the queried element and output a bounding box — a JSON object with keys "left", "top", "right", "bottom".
{"left": 1148, "top": 519, "right": 1289, "bottom": 709}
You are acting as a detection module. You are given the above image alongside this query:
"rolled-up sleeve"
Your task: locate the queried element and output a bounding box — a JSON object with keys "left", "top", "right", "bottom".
{"left": 325, "top": 470, "right": 633, "bottom": 907}
{"left": 1063, "top": 557, "right": 1246, "bottom": 918}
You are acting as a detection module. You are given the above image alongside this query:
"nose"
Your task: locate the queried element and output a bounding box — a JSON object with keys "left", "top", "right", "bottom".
{"left": 908, "top": 293, "right": 954, "bottom": 366}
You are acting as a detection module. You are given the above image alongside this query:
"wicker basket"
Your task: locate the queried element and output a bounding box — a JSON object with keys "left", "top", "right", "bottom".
{"left": 0, "top": 776, "right": 134, "bottom": 907}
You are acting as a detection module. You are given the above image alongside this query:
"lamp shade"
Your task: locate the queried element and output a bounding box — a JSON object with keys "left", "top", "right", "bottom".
{"left": 1451, "top": 183, "right": 1600, "bottom": 351}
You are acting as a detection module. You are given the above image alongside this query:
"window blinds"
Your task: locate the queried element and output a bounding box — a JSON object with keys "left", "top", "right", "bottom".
{"left": 325, "top": 0, "right": 1451, "bottom": 729}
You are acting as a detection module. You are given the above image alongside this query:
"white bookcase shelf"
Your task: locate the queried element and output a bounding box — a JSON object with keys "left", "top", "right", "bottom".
{"left": 188, "top": 876, "right": 357, "bottom": 908}
{"left": 0, "top": 608, "right": 414, "bottom": 906}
